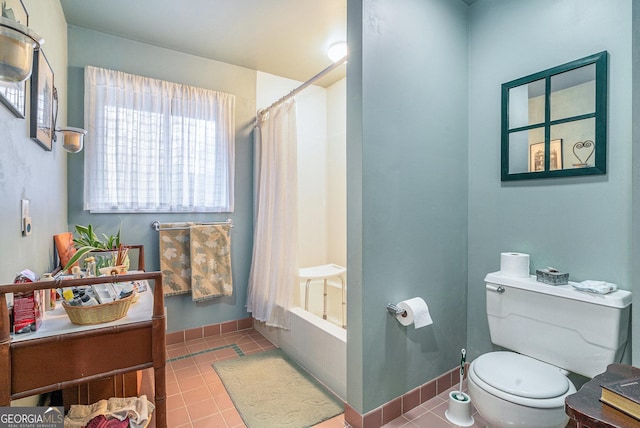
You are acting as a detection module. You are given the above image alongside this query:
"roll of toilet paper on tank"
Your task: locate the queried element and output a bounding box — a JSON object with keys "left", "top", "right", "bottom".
{"left": 396, "top": 297, "right": 433, "bottom": 329}
{"left": 500, "top": 252, "right": 530, "bottom": 278}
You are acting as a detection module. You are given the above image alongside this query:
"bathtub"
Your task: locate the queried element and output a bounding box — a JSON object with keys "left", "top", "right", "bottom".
{"left": 254, "top": 306, "right": 346, "bottom": 400}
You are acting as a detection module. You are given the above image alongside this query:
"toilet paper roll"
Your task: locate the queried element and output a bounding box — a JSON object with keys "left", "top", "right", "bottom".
{"left": 396, "top": 297, "right": 433, "bottom": 329}
{"left": 500, "top": 252, "right": 530, "bottom": 278}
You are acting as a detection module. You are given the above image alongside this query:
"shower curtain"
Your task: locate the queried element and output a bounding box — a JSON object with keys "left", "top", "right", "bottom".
{"left": 246, "top": 99, "right": 299, "bottom": 329}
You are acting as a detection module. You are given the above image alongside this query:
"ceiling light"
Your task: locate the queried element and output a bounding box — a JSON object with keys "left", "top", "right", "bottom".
{"left": 0, "top": 16, "right": 43, "bottom": 82}
{"left": 327, "top": 42, "right": 348, "bottom": 63}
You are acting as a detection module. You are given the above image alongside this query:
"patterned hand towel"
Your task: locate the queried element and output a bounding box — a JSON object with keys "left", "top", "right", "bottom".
{"left": 159, "top": 223, "right": 193, "bottom": 296}
{"left": 190, "top": 224, "right": 233, "bottom": 302}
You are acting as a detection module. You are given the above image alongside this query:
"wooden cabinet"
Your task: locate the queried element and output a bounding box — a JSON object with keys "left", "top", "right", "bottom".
{"left": 0, "top": 272, "right": 166, "bottom": 428}
{"left": 62, "top": 372, "right": 139, "bottom": 409}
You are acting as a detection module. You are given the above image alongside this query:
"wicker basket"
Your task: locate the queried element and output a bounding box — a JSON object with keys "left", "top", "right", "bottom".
{"left": 62, "top": 293, "right": 134, "bottom": 325}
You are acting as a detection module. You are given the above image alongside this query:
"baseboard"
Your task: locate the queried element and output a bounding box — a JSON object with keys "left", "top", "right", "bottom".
{"left": 165, "top": 316, "right": 254, "bottom": 345}
{"left": 344, "top": 365, "right": 464, "bottom": 428}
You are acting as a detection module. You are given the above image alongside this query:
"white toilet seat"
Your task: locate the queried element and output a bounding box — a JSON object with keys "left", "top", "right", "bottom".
{"left": 469, "top": 351, "right": 575, "bottom": 409}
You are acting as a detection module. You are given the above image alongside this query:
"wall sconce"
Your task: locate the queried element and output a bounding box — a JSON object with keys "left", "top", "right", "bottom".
{"left": 57, "top": 127, "right": 87, "bottom": 153}
{"left": 0, "top": 16, "right": 43, "bottom": 82}
{"left": 52, "top": 87, "right": 87, "bottom": 153}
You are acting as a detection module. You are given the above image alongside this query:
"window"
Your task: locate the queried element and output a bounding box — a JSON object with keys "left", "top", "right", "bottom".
{"left": 84, "top": 66, "right": 235, "bottom": 212}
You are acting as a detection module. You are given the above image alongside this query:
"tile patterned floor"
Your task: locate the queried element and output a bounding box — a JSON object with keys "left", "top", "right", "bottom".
{"left": 380, "top": 384, "right": 487, "bottom": 428}
{"left": 160, "top": 328, "right": 486, "bottom": 428}
{"left": 159, "top": 328, "right": 346, "bottom": 428}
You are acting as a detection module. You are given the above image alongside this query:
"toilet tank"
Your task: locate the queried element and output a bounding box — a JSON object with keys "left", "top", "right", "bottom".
{"left": 485, "top": 272, "right": 631, "bottom": 379}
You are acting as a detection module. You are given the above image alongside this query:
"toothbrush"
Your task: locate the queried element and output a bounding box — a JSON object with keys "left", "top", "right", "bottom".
{"left": 453, "top": 348, "right": 466, "bottom": 400}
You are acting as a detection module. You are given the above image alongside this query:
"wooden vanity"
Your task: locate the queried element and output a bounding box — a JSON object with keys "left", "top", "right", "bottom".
{"left": 0, "top": 271, "right": 166, "bottom": 428}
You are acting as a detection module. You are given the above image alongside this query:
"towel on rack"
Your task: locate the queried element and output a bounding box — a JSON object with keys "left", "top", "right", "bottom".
{"left": 190, "top": 224, "right": 233, "bottom": 301}
{"left": 159, "top": 223, "right": 193, "bottom": 296}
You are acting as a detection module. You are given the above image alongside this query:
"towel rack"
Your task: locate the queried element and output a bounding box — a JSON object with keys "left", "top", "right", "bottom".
{"left": 151, "top": 219, "right": 233, "bottom": 232}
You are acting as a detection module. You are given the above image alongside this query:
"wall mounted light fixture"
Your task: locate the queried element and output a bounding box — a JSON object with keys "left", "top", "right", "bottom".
{"left": 0, "top": 16, "right": 43, "bottom": 82}
{"left": 52, "top": 87, "right": 87, "bottom": 153}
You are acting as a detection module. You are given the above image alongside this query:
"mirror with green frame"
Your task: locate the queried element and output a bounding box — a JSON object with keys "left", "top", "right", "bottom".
{"left": 501, "top": 51, "right": 608, "bottom": 181}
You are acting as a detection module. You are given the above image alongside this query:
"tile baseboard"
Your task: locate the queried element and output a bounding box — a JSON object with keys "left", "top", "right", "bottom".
{"left": 165, "top": 316, "right": 254, "bottom": 345}
{"left": 345, "top": 365, "right": 465, "bottom": 428}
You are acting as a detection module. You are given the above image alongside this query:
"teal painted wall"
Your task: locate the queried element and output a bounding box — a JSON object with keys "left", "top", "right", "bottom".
{"left": 348, "top": 0, "right": 469, "bottom": 413}
{"left": 467, "top": 0, "right": 633, "bottom": 361}
{"left": 632, "top": 1, "right": 640, "bottom": 367}
{"left": 66, "top": 26, "right": 257, "bottom": 332}
{"left": 0, "top": 1, "right": 68, "bottom": 282}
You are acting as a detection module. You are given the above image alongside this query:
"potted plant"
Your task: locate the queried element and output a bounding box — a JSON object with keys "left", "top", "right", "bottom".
{"left": 63, "top": 225, "right": 129, "bottom": 273}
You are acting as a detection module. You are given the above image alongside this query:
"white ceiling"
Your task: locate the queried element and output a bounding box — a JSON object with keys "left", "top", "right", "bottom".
{"left": 59, "top": 0, "right": 476, "bottom": 88}
{"left": 59, "top": 0, "right": 348, "bottom": 87}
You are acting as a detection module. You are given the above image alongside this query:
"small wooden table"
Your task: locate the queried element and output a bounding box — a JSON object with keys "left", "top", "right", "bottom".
{"left": 565, "top": 364, "right": 640, "bottom": 428}
{"left": 0, "top": 272, "right": 166, "bottom": 428}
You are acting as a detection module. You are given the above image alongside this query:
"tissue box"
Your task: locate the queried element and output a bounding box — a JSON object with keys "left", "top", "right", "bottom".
{"left": 535, "top": 268, "right": 569, "bottom": 285}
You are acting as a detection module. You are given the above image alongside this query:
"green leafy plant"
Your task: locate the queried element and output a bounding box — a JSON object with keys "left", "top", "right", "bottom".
{"left": 63, "top": 225, "right": 123, "bottom": 272}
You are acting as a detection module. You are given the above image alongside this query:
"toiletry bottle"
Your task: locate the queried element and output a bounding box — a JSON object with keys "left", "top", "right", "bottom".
{"left": 80, "top": 294, "right": 99, "bottom": 307}
{"left": 85, "top": 257, "right": 96, "bottom": 277}
{"left": 41, "top": 273, "right": 55, "bottom": 311}
{"left": 71, "top": 266, "right": 82, "bottom": 279}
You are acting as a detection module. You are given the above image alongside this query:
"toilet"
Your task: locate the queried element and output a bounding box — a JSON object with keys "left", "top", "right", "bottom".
{"left": 468, "top": 271, "right": 632, "bottom": 428}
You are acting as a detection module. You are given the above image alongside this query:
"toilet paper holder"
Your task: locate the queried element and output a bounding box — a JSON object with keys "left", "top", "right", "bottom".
{"left": 386, "top": 303, "right": 407, "bottom": 317}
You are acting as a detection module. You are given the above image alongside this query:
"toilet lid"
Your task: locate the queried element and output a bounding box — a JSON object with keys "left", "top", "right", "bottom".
{"left": 472, "top": 352, "right": 570, "bottom": 399}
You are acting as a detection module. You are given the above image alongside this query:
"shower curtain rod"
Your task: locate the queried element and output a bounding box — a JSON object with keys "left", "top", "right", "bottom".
{"left": 257, "top": 55, "right": 347, "bottom": 119}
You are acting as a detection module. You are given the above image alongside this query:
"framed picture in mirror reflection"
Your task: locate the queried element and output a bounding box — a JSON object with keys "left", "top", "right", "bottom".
{"left": 529, "top": 139, "right": 562, "bottom": 172}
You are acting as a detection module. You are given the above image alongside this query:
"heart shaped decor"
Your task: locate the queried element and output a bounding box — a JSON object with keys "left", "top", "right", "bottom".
{"left": 572, "top": 140, "right": 594, "bottom": 167}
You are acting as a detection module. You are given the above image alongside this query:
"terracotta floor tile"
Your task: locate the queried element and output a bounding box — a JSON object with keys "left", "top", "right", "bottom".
{"left": 188, "top": 341, "right": 212, "bottom": 353}
{"left": 178, "top": 374, "right": 207, "bottom": 393}
{"left": 381, "top": 415, "right": 411, "bottom": 428}
{"left": 202, "top": 371, "right": 221, "bottom": 386}
{"left": 171, "top": 357, "right": 196, "bottom": 371}
{"left": 166, "top": 381, "right": 181, "bottom": 396}
{"left": 186, "top": 397, "right": 219, "bottom": 420}
{"left": 182, "top": 386, "right": 213, "bottom": 404}
{"left": 212, "top": 392, "right": 234, "bottom": 411}
{"left": 174, "top": 365, "right": 202, "bottom": 380}
{"left": 430, "top": 400, "right": 450, "bottom": 421}
{"left": 207, "top": 380, "right": 228, "bottom": 397}
{"left": 197, "top": 362, "right": 217, "bottom": 374}
{"left": 167, "top": 346, "right": 191, "bottom": 359}
{"left": 166, "top": 393, "right": 186, "bottom": 410}
{"left": 237, "top": 341, "right": 261, "bottom": 353}
{"left": 422, "top": 396, "right": 446, "bottom": 411}
{"left": 167, "top": 406, "right": 191, "bottom": 427}
{"left": 221, "top": 408, "right": 243, "bottom": 427}
{"left": 314, "top": 415, "right": 348, "bottom": 427}
{"left": 193, "top": 351, "right": 218, "bottom": 365}
{"left": 402, "top": 403, "right": 428, "bottom": 421}
{"left": 161, "top": 328, "right": 359, "bottom": 428}
{"left": 191, "top": 411, "right": 227, "bottom": 428}
{"left": 411, "top": 411, "right": 454, "bottom": 427}
{"left": 212, "top": 348, "right": 238, "bottom": 360}
{"left": 165, "top": 370, "right": 178, "bottom": 385}
{"left": 205, "top": 337, "right": 228, "bottom": 348}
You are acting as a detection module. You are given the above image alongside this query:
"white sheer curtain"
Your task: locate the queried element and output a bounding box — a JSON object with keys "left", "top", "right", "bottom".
{"left": 84, "top": 65, "right": 235, "bottom": 212}
{"left": 247, "top": 100, "right": 299, "bottom": 329}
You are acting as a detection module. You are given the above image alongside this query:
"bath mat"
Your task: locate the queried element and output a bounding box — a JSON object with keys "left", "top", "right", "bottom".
{"left": 212, "top": 349, "right": 343, "bottom": 428}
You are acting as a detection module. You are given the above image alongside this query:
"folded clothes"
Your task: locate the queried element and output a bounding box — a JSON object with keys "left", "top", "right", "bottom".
{"left": 85, "top": 415, "right": 129, "bottom": 428}
{"left": 571, "top": 280, "right": 617, "bottom": 294}
{"left": 64, "top": 395, "right": 154, "bottom": 428}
